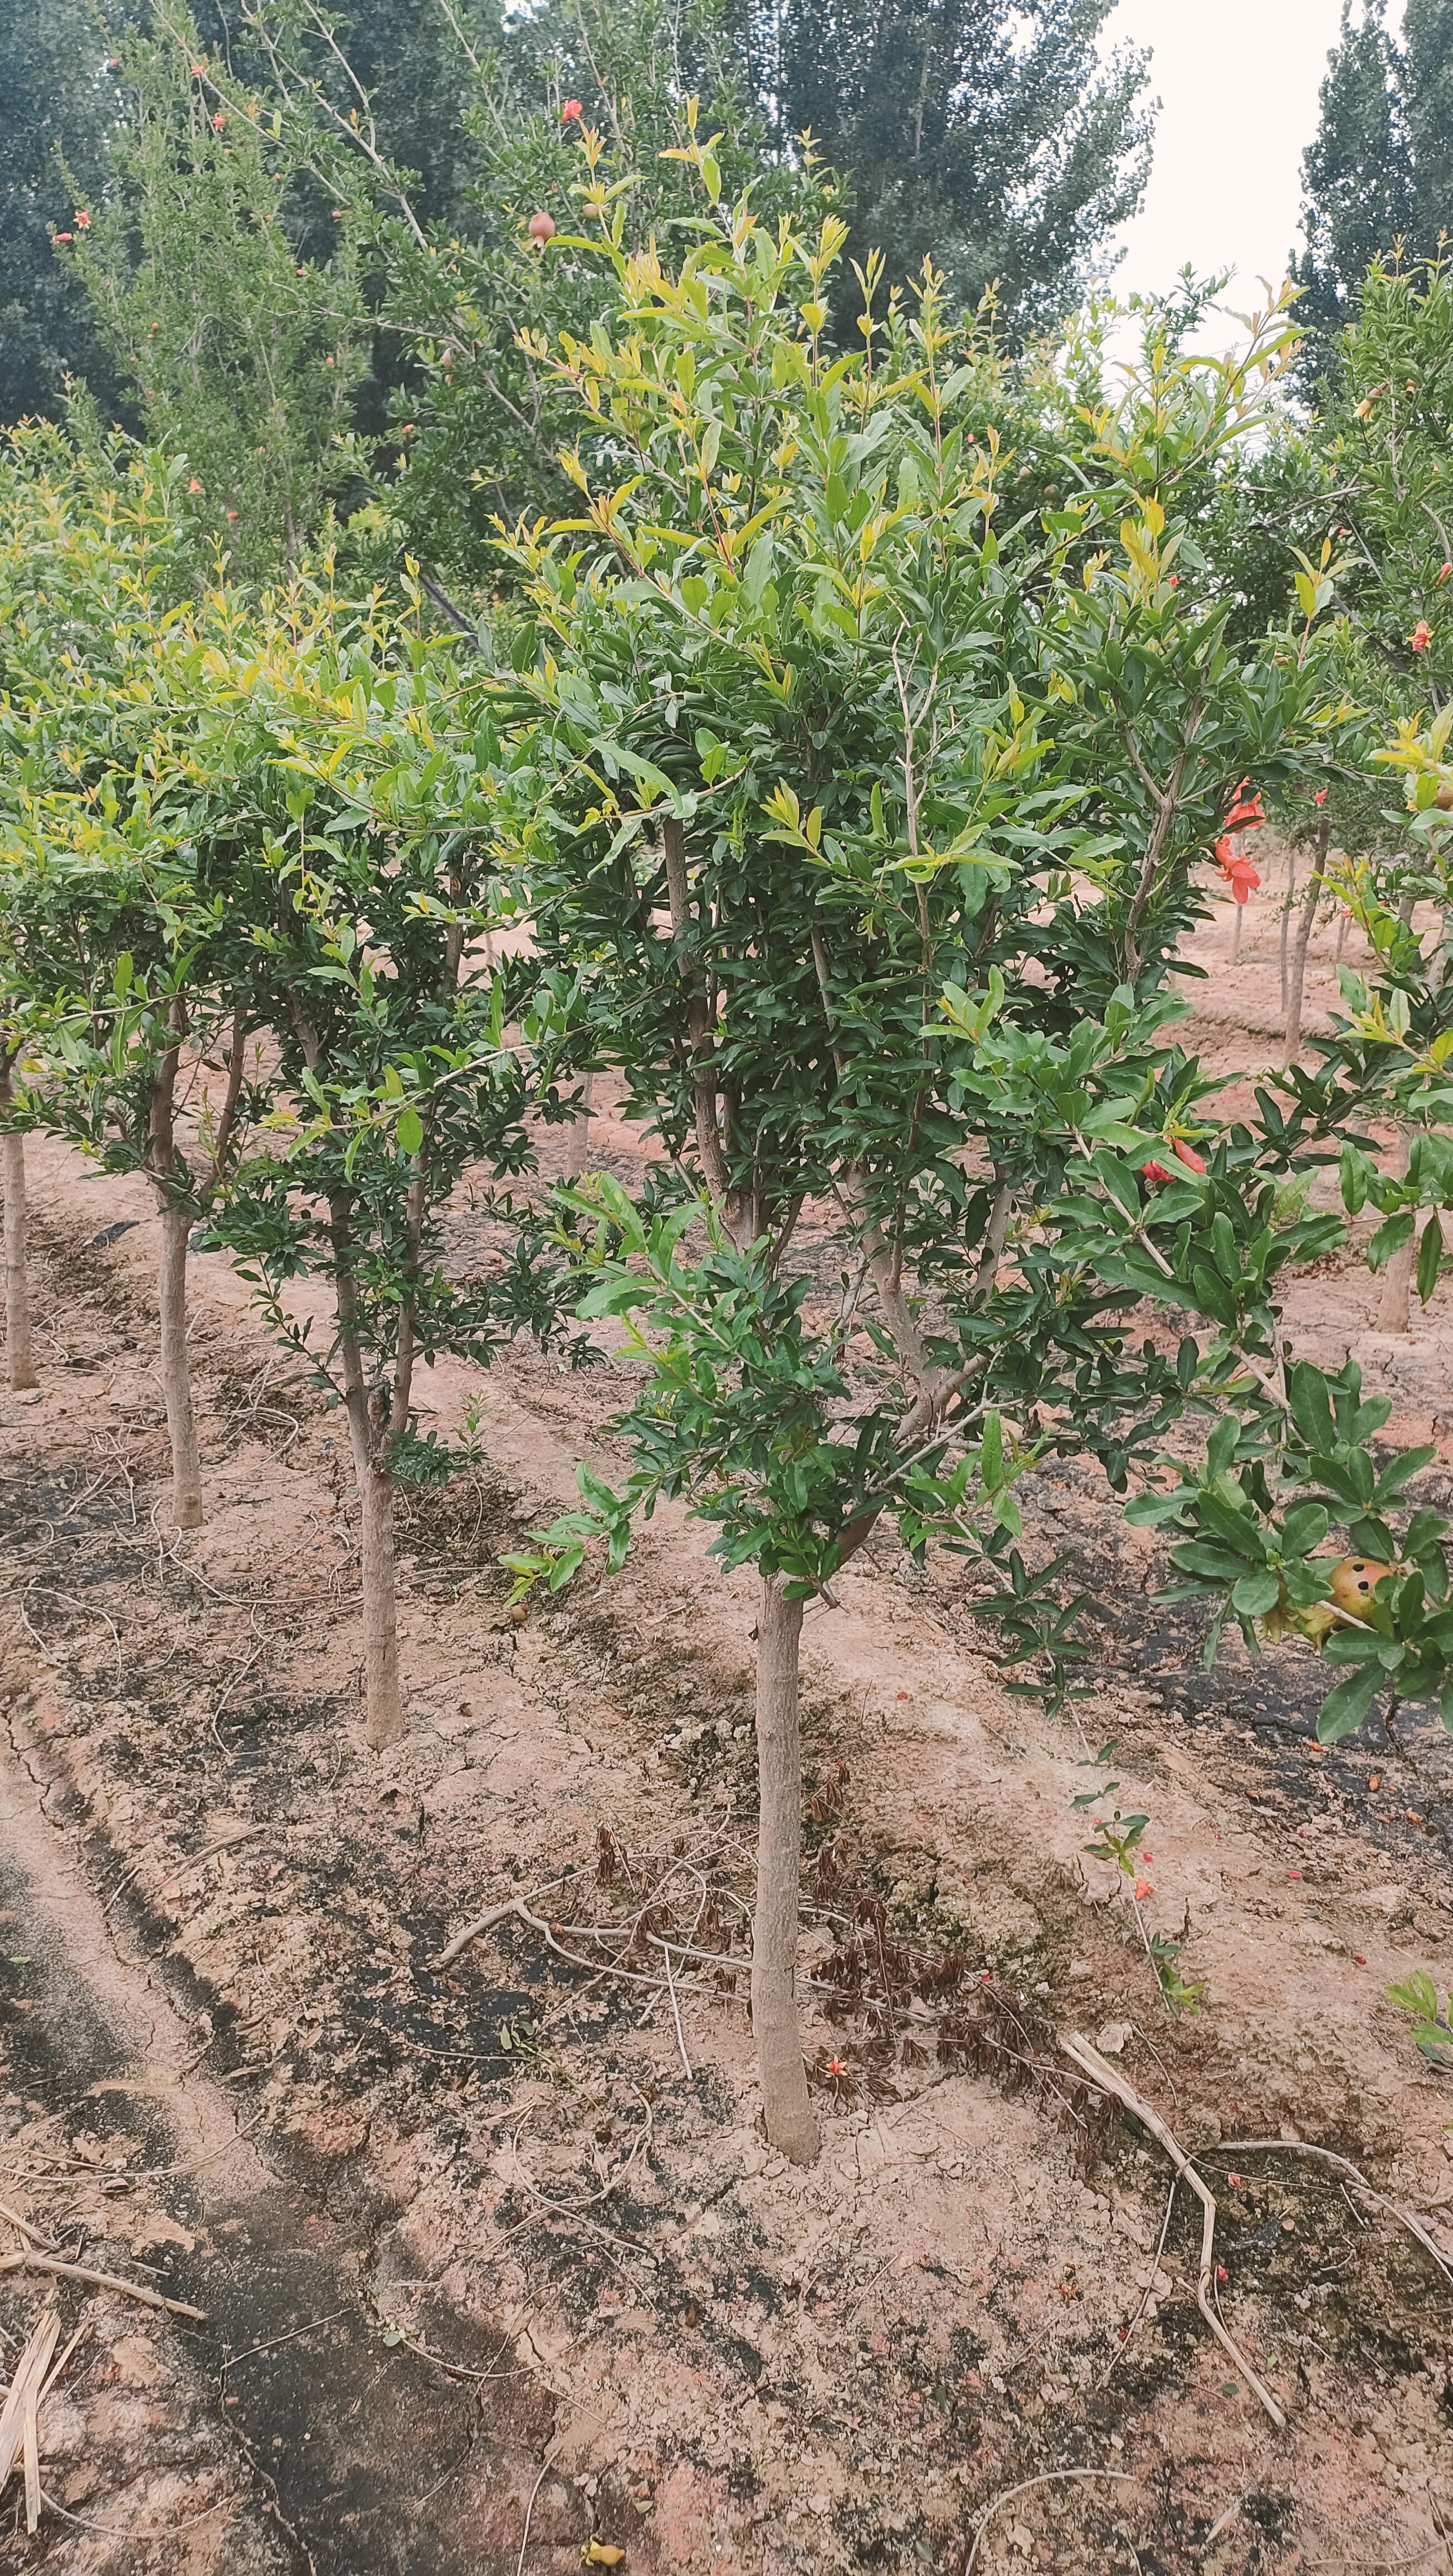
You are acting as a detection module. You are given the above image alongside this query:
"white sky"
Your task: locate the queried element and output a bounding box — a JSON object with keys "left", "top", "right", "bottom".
{"left": 1100, "top": 0, "right": 1406, "bottom": 335}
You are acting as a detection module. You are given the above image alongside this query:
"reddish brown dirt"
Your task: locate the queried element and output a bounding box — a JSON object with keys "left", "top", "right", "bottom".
{"left": 2, "top": 872, "right": 1453, "bottom": 2573}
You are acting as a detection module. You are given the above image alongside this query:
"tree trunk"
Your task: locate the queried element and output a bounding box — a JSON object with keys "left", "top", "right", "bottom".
{"left": 1378, "top": 1230, "right": 1417, "bottom": 1334}
{"left": 1279, "top": 850, "right": 1297, "bottom": 1009}
{"left": 358, "top": 1456, "right": 403, "bottom": 1751}
{"left": 563, "top": 1071, "right": 594, "bottom": 1182}
{"left": 1285, "top": 817, "right": 1331, "bottom": 1063}
{"left": 751, "top": 1578, "right": 818, "bottom": 2165}
{"left": 158, "top": 1201, "right": 203, "bottom": 1527}
{"left": 1378, "top": 1129, "right": 1416, "bottom": 1335}
{"left": 2, "top": 1125, "right": 36, "bottom": 1392}
{"left": 330, "top": 1194, "right": 406, "bottom": 1752}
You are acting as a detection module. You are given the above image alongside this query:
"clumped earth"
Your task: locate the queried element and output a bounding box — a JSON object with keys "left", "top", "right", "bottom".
{"left": 3, "top": 890, "right": 1453, "bottom": 2573}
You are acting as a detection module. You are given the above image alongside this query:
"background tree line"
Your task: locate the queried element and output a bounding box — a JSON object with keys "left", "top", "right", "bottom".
{"left": 4, "top": 0, "right": 1154, "bottom": 570}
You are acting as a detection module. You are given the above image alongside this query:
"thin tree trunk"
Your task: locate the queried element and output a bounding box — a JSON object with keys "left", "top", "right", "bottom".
{"left": 158, "top": 1200, "right": 203, "bottom": 1527}
{"left": 2, "top": 1096, "right": 36, "bottom": 1391}
{"left": 1279, "top": 849, "right": 1297, "bottom": 1009}
{"left": 1378, "top": 1129, "right": 1416, "bottom": 1335}
{"left": 330, "top": 1194, "right": 405, "bottom": 1750}
{"left": 563, "top": 1071, "right": 594, "bottom": 1182}
{"left": 358, "top": 1457, "right": 402, "bottom": 1752}
{"left": 1232, "top": 897, "right": 1245, "bottom": 965}
{"left": 1378, "top": 1230, "right": 1417, "bottom": 1334}
{"left": 1285, "top": 816, "right": 1331, "bottom": 1063}
{"left": 752, "top": 1578, "right": 818, "bottom": 2166}
{"left": 148, "top": 1001, "right": 204, "bottom": 1528}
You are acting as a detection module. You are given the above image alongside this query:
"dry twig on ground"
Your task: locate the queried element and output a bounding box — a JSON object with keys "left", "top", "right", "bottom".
{"left": 0, "top": 2304, "right": 60, "bottom": 2535}
{"left": 1213, "top": 2138, "right": 1453, "bottom": 2292}
{"left": 1060, "top": 2033, "right": 1286, "bottom": 2429}
{"left": 963, "top": 2467, "right": 1138, "bottom": 2575}
{"left": 0, "top": 2248, "right": 205, "bottom": 2321}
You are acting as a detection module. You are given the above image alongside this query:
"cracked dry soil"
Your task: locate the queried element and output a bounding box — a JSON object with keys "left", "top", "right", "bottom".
{"left": 4, "top": 880, "right": 1453, "bottom": 2573}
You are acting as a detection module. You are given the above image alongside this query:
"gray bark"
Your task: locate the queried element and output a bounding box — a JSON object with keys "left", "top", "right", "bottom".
{"left": 1284, "top": 817, "right": 1331, "bottom": 1063}
{"left": 330, "top": 1193, "right": 406, "bottom": 1750}
{"left": 1378, "top": 1129, "right": 1416, "bottom": 1335}
{"left": 1279, "top": 849, "right": 1297, "bottom": 1009}
{"left": 358, "top": 1456, "right": 403, "bottom": 1751}
{"left": 2, "top": 1119, "right": 36, "bottom": 1391}
{"left": 158, "top": 1201, "right": 203, "bottom": 1527}
{"left": 751, "top": 1578, "right": 818, "bottom": 2165}
{"left": 562, "top": 1071, "right": 595, "bottom": 1182}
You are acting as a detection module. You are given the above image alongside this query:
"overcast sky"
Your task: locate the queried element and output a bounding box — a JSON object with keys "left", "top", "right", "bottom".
{"left": 1101, "top": 0, "right": 1404, "bottom": 328}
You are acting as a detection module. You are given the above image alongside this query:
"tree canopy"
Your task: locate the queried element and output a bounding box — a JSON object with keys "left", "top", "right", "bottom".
{"left": 1293, "top": 0, "right": 1453, "bottom": 394}
{"left": 0, "top": 0, "right": 128, "bottom": 425}
{"left": 753, "top": 0, "right": 1154, "bottom": 334}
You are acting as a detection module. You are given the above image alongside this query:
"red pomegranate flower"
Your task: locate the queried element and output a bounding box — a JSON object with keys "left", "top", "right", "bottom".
{"left": 1133, "top": 1877, "right": 1155, "bottom": 1900}
{"left": 561, "top": 97, "right": 583, "bottom": 120}
{"left": 1439, "top": 563, "right": 1452, "bottom": 586}
{"left": 1314, "top": 787, "right": 1328, "bottom": 804}
{"left": 1222, "top": 779, "right": 1265, "bottom": 832}
{"left": 1215, "top": 836, "right": 1261, "bottom": 905}
{"left": 74, "top": 211, "right": 90, "bottom": 230}
{"left": 1412, "top": 619, "right": 1432, "bottom": 652}
{"left": 212, "top": 112, "right": 226, "bottom": 130}
{"left": 1140, "top": 1160, "right": 1173, "bottom": 1188}
{"left": 1173, "top": 1139, "right": 1206, "bottom": 1174}
{"left": 54, "top": 231, "right": 72, "bottom": 243}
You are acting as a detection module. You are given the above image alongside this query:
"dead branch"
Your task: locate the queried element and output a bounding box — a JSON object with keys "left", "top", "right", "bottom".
{"left": 0, "top": 2198, "right": 59, "bottom": 2253}
{"left": 1059, "top": 2033, "right": 1285, "bottom": 2428}
{"left": 0, "top": 2305, "right": 59, "bottom": 2534}
{"left": 964, "top": 2467, "right": 1137, "bottom": 2575}
{"left": 0, "top": 2248, "right": 206, "bottom": 2321}
{"left": 1215, "top": 2138, "right": 1453, "bottom": 2292}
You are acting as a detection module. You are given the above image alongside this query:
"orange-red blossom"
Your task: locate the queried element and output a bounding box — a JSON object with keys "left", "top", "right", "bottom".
{"left": 1222, "top": 779, "right": 1265, "bottom": 832}
{"left": 1215, "top": 778, "right": 1264, "bottom": 904}
{"left": 1216, "top": 837, "right": 1261, "bottom": 904}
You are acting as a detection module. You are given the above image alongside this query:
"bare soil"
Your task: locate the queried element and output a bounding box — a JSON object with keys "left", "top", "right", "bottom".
{"left": 3, "top": 874, "right": 1453, "bottom": 2574}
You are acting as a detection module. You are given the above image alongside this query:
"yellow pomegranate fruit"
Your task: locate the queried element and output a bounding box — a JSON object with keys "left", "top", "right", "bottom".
{"left": 1328, "top": 1555, "right": 1395, "bottom": 1616}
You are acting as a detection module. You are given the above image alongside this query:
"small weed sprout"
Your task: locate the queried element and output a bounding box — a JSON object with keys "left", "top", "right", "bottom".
{"left": 1387, "top": 1971, "right": 1453, "bottom": 2072}
{"left": 1080, "top": 1782, "right": 1205, "bottom": 2020}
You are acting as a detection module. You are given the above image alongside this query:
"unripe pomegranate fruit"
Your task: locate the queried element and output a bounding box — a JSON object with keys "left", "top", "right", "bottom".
{"left": 528, "top": 210, "right": 555, "bottom": 246}
{"left": 1328, "top": 1556, "right": 1394, "bottom": 1616}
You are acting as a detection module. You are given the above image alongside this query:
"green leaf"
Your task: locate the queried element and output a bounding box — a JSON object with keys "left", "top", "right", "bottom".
{"left": 1368, "top": 1210, "right": 1416, "bottom": 1272}
{"left": 397, "top": 1104, "right": 423, "bottom": 1155}
{"left": 1316, "top": 1662, "right": 1381, "bottom": 1745}
{"left": 1231, "top": 1569, "right": 1281, "bottom": 1617}
{"left": 1387, "top": 1970, "right": 1440, "bottom": 2022}
{"left": 1417, "top": 1211, "right": 1444, "bottom": 1305}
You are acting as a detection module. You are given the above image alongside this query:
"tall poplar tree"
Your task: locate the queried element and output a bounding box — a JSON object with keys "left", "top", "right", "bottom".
{"left": 752, "top": 0, "right": 1153, "bottom": 333}
{"left": 1293, "top": 0, "right": 1453, "bottom": 396}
